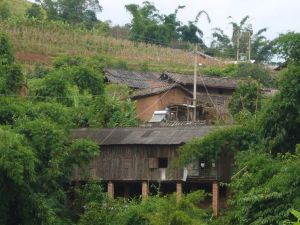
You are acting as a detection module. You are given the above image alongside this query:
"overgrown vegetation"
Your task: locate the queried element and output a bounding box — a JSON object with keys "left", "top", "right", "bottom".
{"left": 78, "top": 183, "right": 209, "bottom": 225}
{"left": 0, "top": 1, "right": 300, "bottom": 224}
{"left": 0, "top": 32, "right": 139, "bottom": 225}
{"left": 178, "top": 34, "right": 300, "bottom": 224}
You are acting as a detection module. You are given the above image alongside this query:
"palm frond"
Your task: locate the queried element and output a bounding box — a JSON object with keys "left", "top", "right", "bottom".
{"left": 240, "top": 15, "right": 250, "bottom": 27}
{"left": 174, "top": 5, "right": 186, "bottom": 15}
{"left": 195, "top": 10, "right": 211, "bottom": 24}
{"left": 255, "top": 28, "right": 268, "bottom": 36}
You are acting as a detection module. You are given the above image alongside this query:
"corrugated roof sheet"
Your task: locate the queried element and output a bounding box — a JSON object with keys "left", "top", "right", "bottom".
{"left": 149, "top": 112, "right": 167, "bottom": 123}
{"left": 104, "top": 69, "right": 162, "bottom": 89}
{"left": 162, "top": 72, "right": 239, "bottom": 90}
{"left": 71, "top": 126, "right": 215, "bottom": 145}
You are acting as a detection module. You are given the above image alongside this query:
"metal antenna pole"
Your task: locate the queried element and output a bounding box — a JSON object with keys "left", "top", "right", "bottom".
{"left": 193, "top": 44, "right": 198, "bottom": 122}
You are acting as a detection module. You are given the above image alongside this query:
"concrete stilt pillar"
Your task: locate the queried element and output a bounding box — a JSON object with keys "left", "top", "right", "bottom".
{"left": 142, "top": 181, "right": 148, "bottom": 199}
{"left": 107, "top": 181, "right": 114, "bottom": 198}
{"left": 176, "top": 182, "right": 183, "bottom": 201}
{"left": 212, "top": 181, "right": 220, "bottom": 216}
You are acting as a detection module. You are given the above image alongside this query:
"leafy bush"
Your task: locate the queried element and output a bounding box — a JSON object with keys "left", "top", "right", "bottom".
{"left": 258, "top": 64, "right": 300, "bottom": 154}
{"left": 0, "top": 32, "right": 25, "bottom": 95}
{"left": 78, "top": 190, "right": 209, "bottom": 225}
{"left": 229, "top": 150, "right": 300, "bottom": 225}
{"left": 178, "top": 125, "right": 259, "bottom": 164}
{"left": 26, "top": 3, "right": 44, "bottom": 20}
{"left": 234, "top": 63, "right": 274, "bottom": 87}
{"left": 229, "top": 78, "right": 262, "bottom": 117}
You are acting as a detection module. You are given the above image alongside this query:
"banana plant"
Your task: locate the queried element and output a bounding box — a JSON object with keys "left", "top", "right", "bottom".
{"left": 284, "top": 210, "right": 300, "bottom": 225}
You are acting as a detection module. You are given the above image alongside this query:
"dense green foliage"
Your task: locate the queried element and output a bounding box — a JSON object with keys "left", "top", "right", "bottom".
{"left": 178, "top": 125, "right": 259, "bottom": 164}
{"left": 272, "top": 32, "right": 300, "bottom": 63}
{"left": 125, "top": 2, "right": 210, "bottom": 46}
{"left": 37, "top": 0, "right": 102, "bottom": 28}
{"left": 201, "top": 63, "right": 274, "bottom": 87}
{"left": 28, "top": 56, "right": 138, "bottom": 128}
{"left": 258, "top": 64, "right": 300, "bottom": 154}
{"left": 229, "top": 149, "right": 300, "bottom": 225}
{"left": 209, "top": 16, "right": 272, "bottom": 62}
{"left": 228, "top": 78, "right": 262, "bottom": 117}
{"left": 0, "top": 0, "right": 31, "bottom": 19}
{"left": 0, "top": 122, "right": 100, "bottom": 225}
{"left": 26, "top": 3, "right": 44, "bottom": 20}
{"left": 0, "top": 33, "right": 24, "bottom": 94}
{"left": 0, "top": 34, "right": 140, "bottom": 224}
{"left": 0, "top": 3, "right": 300, "bottom": 225}
{"left": 78, "top": 182, "right": 209, "bottom": 225}
{"left": 179, "top": 63, "right": 300, "bottom": 224}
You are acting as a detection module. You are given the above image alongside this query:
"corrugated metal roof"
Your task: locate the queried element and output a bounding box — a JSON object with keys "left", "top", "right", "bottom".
{"left": 71, "top": 126, "right": 215, "bottom": 145}
{"left": 104, "top": 69, "right": 162, "bottom": 89}
{"left": 149, "top": 112, "right": 167, "bottom": 123}
{"left": 162, "top": 72, "right": 239, "bottom": 90}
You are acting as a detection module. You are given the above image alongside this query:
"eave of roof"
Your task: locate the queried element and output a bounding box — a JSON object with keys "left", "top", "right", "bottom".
{"left": 162, "top": 72, "right": 239, "bottom": 90}
{"left": 71, "top": 126, "right": 216, "bottom": 146}
{"left": 104, "top": 69, "right": 162, "bottom": 89}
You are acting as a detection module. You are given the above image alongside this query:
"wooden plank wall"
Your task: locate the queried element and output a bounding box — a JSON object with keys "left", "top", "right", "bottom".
{"left": 84, "top": 145, "right": 184, "bottom": 181}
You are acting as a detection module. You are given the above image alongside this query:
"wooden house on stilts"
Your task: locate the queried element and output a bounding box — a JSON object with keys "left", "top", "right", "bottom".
{"left": 72, "top": 126, "right": 233, "bottom": 215}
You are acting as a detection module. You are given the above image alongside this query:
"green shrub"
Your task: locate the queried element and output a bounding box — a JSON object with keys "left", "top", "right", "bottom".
{"left": 229, "top": 78, "right": 262, "bottom": 117}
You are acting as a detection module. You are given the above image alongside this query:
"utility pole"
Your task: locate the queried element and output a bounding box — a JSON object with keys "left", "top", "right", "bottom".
{"left": 248, "top": 31, "right": 251, "bottom": 61}
{"left": 236, "top": 29, "right": 240, "bottom": 62}
{"left": 193, "top": 44, "right": 198, "bottom": 122}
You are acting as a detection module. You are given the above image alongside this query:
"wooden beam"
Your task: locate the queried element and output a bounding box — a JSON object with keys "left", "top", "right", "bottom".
{"left": 142, "top": 181, "right": 148, "bottom": 199}
{"left": 212, "top": 181, "right": 220, "bottom": 216}
{"left": 107, "top": 181, "right": 114, "bottom": 198}
{"left": 176, "top": 182, "right": 183, "bottom": 201}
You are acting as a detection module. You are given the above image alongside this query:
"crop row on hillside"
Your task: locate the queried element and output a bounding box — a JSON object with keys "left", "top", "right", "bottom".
{"left": 0, "top": 20, "right": 223, "bottom": 73}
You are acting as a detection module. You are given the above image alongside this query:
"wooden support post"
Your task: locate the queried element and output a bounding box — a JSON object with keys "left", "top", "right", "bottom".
{"left": 176, "top": 182, "right": 183, "bottom": 201}
{"left": 212, "top": 181, "right": 220, "bottom": 216}
{"left": 142, "top": 181, "right": 148, "bottom": 199}
{"left": 107, "top": 181, "right": 114, "bottom": 198}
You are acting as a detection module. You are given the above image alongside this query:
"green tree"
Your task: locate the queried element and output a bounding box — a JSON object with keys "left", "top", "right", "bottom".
{"left": 26, "top": 3, "right": 44, "bottom": 20}
{"left": 34, "top": 69, "right": 74, "bottom": 106}
{"left": 251, "top": 28, "right": 273, "bottom": 62}
{"left": 177, "top": 10, "right": 211, "bottom": 45}
{"left": 0, "top": 118, "right": 100, "bottom": 225}
{"left": 229, "top": 149, "right": 300, "bottom": 225}
{"left": 259, "top": 64, "right": 300, "bottom": 154}
{"left": 229, "top": 16, "right": 252, "bottom": 60}
{"left": 234, "top": 63, "right": 274, "bottom": 87}
{"left": 209, "top": 28, "right": 234, "bottom": 58}
{"left": 125, "top": 1, "right": 168, "bottom": 44}
{"left": 272, "top": 32, "right": 300, "bottom": 63}
{"left": 0, "top": 33, "right": 25, "bottom": 95}
{"left": 126, "top": 2, "right": 187, "bottom": 45}
{"left": 38, "top": 0, "right": 102, "bottom": 27}
{"left": 209, "top": 16, "right": 272, "bottom": 62}
{"left": 229, "top": 78, "right": 262, "bottom": 118}
{"left": 0, "top": 32, "right": 14, "bottom": 65}
{"left": 0, "top": 1, "right": 10, "bottom": 20}
{"left": 0, "top": 128, "right": 36, "bottom": 225}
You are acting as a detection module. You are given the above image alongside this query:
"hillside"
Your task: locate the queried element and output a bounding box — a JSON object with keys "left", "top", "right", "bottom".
{"left": 0, "top": 19, "right": 224, "bottom": 73}
{"left": 0, "top": 0, "right": 31, "bottom": 18}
